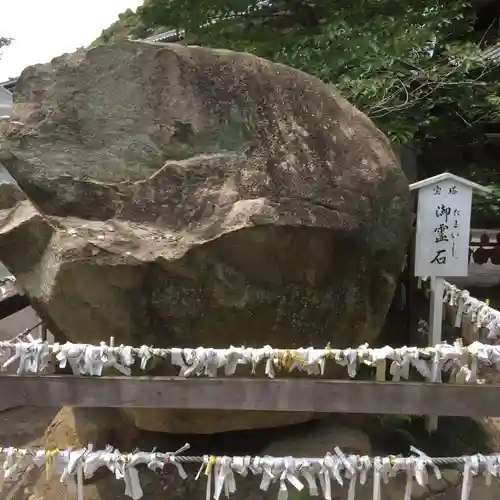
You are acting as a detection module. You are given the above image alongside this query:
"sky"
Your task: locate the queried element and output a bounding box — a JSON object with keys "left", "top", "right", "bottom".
{"left": 0, "top": 0, "right": 143, "bottom": 82}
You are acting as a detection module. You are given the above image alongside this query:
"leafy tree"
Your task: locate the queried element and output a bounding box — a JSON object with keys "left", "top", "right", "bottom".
{"left": 92, "top": 9, "right": 152, "bottom": 46}
{"left": 97, "top": 0, "right": 500, "bottom": 220}
{"left": 137, "top": 0, "right": 500, "bottom": 145}
{"left": 135, "top": 0, "right": 500, "bottom": 220}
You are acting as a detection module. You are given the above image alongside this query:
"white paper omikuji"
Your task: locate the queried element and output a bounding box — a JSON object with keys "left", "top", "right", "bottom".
{"left": 1, "top": 444, "right": 498, "bottom": 500}
{"left": 421, "top": 277, "right": 500, "bottom": 342}
{"left": 2, "top": 335, "right": 500, "bottom": 384}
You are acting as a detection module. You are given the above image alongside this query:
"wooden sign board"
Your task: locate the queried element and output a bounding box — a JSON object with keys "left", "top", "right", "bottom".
{"left": 414, "top": 179, "right": 472, "bottom": 277}
{"left": 409, "top": 173, "right": 491, "bottom": 434}
{"left": 410, "top": 173, "right": 491, "bottom": 278}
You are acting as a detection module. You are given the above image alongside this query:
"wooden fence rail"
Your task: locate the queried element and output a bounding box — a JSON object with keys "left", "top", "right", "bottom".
{"left": 4, "top": 375, "right": 500, "bottom": 417}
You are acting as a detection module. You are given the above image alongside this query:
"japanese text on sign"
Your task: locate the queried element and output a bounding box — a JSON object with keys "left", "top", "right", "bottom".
{"left": 414, "top": 179, "right": 472, "bottom": 277}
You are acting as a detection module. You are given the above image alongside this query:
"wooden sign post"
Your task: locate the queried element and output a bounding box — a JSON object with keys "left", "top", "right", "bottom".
{"left": 409, "top": 173, "right": 491, "bottom": 432}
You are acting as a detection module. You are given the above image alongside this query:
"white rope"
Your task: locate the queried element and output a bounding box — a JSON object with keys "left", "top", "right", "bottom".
{"left": 0, "top": 444, "right": 497, "bottom": 500}
{"left": 3, "top": 321, "right": 44, "bottom": 345}
{"left": 0, "top": 276, "right": 497, "bottom": 381}
{"left": 418, "top": 277, "right": 500, "bottom": 343}
{"left": 0, "top": 337, "right": 499, "bottom": 383}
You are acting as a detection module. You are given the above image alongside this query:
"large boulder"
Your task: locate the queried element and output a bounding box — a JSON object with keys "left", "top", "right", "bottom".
{"left": 0, "top": 41, "right": 411, "bottom": 433}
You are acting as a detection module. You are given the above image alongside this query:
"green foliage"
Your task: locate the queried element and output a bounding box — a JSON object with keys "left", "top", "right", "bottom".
{"left": 473, "top": 184, "right": 500, "bottom": 218}
{"left": 92, "top": 8, "right": 152, "bottom": 46}
{"left": 463, "top": 162, "right": 500, "bottom": 221}
{"left": 93, "top": 0, "right": 500, "bottom": 220}
{"left": 133, "top": 0, "right": 500, "bottom": 151}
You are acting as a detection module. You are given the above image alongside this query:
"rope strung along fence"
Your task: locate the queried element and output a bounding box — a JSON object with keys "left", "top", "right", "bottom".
{"left": 1, "top": 338, "right": 500, "bottom": 383}
{"left": 1, "top": 276, "right": 497, "bottom": 379}
{"left": 418, "top": 277, "right": 500, "bottom": 342}
{"left": 3, "top": 321, "right": 44, "bottom": 345}
{"left": 0, "top": 443, "right": 496, "bottom": 500}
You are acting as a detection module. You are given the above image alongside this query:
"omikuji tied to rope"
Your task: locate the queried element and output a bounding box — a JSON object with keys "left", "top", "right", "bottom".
{"left": 0, "top": 337, "right": 499, "bottom": 384}
{"left": 0, "top": 443, "right": 496, "bottom": 500}
{"left": 419, "top": 277, "right": 500, "bottom": 342}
